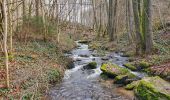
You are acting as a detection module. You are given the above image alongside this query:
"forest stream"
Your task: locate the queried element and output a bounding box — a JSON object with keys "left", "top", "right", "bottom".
{"left": 49, "top": 41, "right": 147, "bottom": 100}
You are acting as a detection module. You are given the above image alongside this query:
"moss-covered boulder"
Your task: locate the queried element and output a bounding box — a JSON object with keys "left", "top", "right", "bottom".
{"left": 100, "top": 63, "right": 136, "bottom": 79}
{"left": 123, "top": 63, "right": 138, "bottom": 71}
{"left": 83, "top": 62, "right": 97, "bottom": 69}
{"left": 126, "top": 76, "right": 170, "bottom": 100}
{"left": 139, "top": 61, "right": 151, "bottom": 69}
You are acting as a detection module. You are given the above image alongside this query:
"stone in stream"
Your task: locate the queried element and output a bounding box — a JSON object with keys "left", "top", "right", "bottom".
{"left": 101, "top": 57, "right": 109, "bottom": 61}
{"left": 114, "top": 75, "right": 128, "bottom": 84}
{"left": 79, "top": 54, "right": 90, "bottom": 58}
{"left": 83, "top": 62, "right": 97, "bottom": 69}
{"left": 92, "top": 53, "right": 99, "bottom": 57}
{"left": 78, "top": 40, "right": 90, "bottom": 44}
{"left": 123, "top": 60, "right": 151, "bottom": 71}
{"left": 66, "top": 58, "right": 75, "bottom": 69}
{"left": 100, "top": 63, "right": 136, "bottom": 80}
{"left": 125, "top": 76, "right": 170, "bottom": 100}
{"left": 76, "top": 58, "right": 82, "bottom": 62}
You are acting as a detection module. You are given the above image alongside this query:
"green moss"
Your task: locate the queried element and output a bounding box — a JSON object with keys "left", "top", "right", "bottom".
{"left": 125, "top": 81, "right": 139, "bottom": 90}
{"left": 124, "top": 63, "right": 137, "bottom": 71}
{"left": 87, "top": 62, "right": 97, "bottom": 69}
{"left": 122, "top": 51, "right": 135, "bottom": 57}
{"left": 100, "top": 63, "right": 135, "bottom": 79}
{"left": 135, "top": 80, "right": 159, "bottom": 100}
{"left": 127, "top": 73, "right": 136, "bottom": 78}
{"left": 115, "top": 75, "right": 126, "bottom": 80}
{"left": 22, "top": 93, "right": 33, "bottom": 100}
{"left": 134, "top": 76, "right": 170, "bottom": 100}
{"left": 139, "top": 61, "right": 151, "bottom": 68}
{"left": 101, "top": 63, "right": 128, "bottom": 76}
{"left": 100, "top": 73, "right": 109, "bottom": 80}
{"left": 114, "top": 75, "right": 128, "bottom": 84}
{"left": 47, "top": 69, "right": 60, "bottom": 84}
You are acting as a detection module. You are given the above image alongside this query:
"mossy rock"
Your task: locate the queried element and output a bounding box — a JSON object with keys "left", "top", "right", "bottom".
{"left": 114, "top": 75, "right": 128, "bottom": 84}
{"left": 100, "top": 63, "right": 135, "bottom": 78}
{"left": 124, "top": 63, "right": 137, "bottom": 71}
{"left": 84, "top": 62, "right": 97, "bottom": 69}
{"left": 101, "top": 63, "right": 128, "bottom": 77}
{"left": 100, "top": 73, "right": 109, "bottom": 80}
{"left": 139, "top": 61, "right": 151, "bottom": 69}
{"left": 125, "top": 81, "right": 139, "bottom": 90}
{"left": 122, "top": 52, "right": 135, "bottom": 57}
{"left": 129, "top": 76, "right": 170, "bottom": 100}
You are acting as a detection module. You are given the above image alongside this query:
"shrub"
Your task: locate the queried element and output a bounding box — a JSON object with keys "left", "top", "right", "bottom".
{"left": 47, "top": 69, "right": 60, "bottom": 84}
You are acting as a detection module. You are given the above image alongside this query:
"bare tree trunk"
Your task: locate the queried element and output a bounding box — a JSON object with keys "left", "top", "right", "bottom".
{"left": 108, "top": 0, "right": 114, "bottom": 41}
{"left": 7, "top": 0, "right": 13, "bottom": 54}
{"left": 35, "top": 0, "right": 40, "bottom": 17}
{"left": 127, "top": 0, "right": 133, "bottom": 43}
{"left": 40, "top": 0, "right": 47, "bottom": 41}
{"left": 113, "top": 0, "right": 117, "bottom": 40}
{"left": 92, "top": 0, "right": 97, "bottom": 31}
{"left": 132, "top": 0, "right": 142, "bottom": 54}
{"left": 2, "top": 0, "right": 10, "bottom": 88}
{"left": 144, "top": 0, "right": 153, "bottom": 54}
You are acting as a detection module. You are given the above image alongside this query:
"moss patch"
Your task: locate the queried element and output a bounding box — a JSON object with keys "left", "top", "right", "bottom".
{"left": 126, "top": 76, "right": 170, "bottom": 100}
{"left": 139, "top": 61, "right": 151, "bottom": 68}
{"left": 87, "top": 62, "right": 97, "bottom": 69}
{"left": 124, "top": 63, "right": 137, "bottom": 71}
{"left": 47, "top": 69, "right": 61, "bottom": 84}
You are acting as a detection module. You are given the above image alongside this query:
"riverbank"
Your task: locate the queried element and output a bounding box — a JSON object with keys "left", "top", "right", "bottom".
{"left": 88, "top": 30, "right": 170, "bottom": 81}
{"left": 86, "top": 30, "right": 170, "bottom": 99}
{"left": 0, "top": 33, "right": 75, "bottom": 99}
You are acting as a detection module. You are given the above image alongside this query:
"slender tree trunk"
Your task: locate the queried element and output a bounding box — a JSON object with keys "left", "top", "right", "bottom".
{"left": 113, "top": 0, "right": 117, "bottom": 40}
{"left": 2, "top": 0, "right": 10, "bottom": 88}
{"left": 7, "top": 0, "right": 13, "bottom": 54}
{"left": 35, "top": 0, "right": 40, "bottom": 17}
{"left": 92, "top": 0, "right": 97, "bottom": 31}
{"left": 108, "top": 0, "right": 114, "bottom": 41}
{"left": 127, "top": 0, "right": 133, "bottom": 43}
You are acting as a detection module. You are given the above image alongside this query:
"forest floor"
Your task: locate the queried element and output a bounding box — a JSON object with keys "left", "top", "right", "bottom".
{"left": 0, "top": 33, "right": 76, "bottom": 99}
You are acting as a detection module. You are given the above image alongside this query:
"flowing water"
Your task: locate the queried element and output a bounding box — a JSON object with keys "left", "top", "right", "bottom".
{"left": 49, "top": 41, "right": 146, "bottom": 100}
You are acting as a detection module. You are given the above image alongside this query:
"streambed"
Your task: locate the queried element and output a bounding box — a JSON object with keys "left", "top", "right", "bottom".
{"left": 49, "top": 41, "right": 146, "bottom": 100}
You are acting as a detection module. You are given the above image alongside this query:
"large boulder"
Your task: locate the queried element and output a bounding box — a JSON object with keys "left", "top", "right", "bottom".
{"left": 126, "top": 76, "right": 170, "bottom": 100}
{"left": 124, "top": 60, "right": 151, "bottom": 71}
{"left": 100, "top": 63, "right": 136, "bottom": 79}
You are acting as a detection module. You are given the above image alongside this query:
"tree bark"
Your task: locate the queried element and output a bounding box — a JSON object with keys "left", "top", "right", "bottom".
{"left": 2, "top": 0, "right": 10, "bottom": 88}
{"left": 144, "top": 0, "right": 153, "bottom": 54}
{"left": 132, "top": 0, "right": 142, "bottom": 55}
